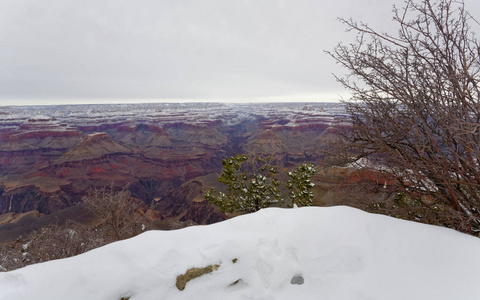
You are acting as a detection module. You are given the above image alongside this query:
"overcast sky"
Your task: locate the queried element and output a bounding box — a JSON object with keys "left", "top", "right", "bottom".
{"left": 0, "top": 0, "right": 479, "bottom": 106}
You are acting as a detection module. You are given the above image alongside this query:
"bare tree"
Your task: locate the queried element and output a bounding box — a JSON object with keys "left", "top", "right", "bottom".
{"left": 0, "top": 221, "right": 104, "bottom": 271}
{"left": 82, "top": 186, "right": 147, "bottom": 242}
{"left": 328, "top": 0, "right": 480, "bottom": 233}
{"left": 0, "top": 187, "right": 152, "bottom": 272}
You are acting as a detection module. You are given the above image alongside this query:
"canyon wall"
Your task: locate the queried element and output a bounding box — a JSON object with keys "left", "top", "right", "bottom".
{"left": 0, "top": 103, "right": 347, "bottom": 227}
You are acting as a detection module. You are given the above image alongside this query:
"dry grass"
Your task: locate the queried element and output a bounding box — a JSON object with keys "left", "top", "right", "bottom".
{"left": 176, "top": 264, "right": 220, "bottom": 291}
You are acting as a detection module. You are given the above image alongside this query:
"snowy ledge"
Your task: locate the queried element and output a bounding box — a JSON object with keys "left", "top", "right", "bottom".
{"left": 1, "top": 206, "right": 480, "bottom": 300}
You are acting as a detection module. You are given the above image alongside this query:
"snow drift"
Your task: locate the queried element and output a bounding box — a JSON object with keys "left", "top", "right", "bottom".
{"left": 1, "top": 206, "right": 480, "bottom": 300}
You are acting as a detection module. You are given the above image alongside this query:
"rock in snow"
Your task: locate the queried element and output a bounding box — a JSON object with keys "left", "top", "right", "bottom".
{"left": 1, "top": 206, "right": 480, "bottom": 300}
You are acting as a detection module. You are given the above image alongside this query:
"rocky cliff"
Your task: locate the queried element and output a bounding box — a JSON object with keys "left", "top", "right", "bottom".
{"left": 0, "top": 103, "right": 348, "bottom": 231}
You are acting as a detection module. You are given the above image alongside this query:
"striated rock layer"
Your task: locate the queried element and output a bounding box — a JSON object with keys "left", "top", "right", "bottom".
{"left": 0, "top": 103, "right": 347, "bottom": 229}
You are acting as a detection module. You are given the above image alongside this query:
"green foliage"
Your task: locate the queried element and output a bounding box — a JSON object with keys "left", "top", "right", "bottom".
{"left": 205, "top": 155, "right": 282, "bottom": 213}
{"left": 205, "top": 154, "right": 316, "bottom": 214}
{"left": 287, "top": 163, "right": 316, "bottom": 207}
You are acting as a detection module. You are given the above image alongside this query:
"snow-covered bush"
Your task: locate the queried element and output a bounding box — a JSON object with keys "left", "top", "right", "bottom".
{"left": 205, "top": 154, "right": 316, "bottom": 213}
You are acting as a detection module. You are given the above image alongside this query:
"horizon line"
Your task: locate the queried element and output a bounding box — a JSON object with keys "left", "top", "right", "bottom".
{"left": 0, "top": 93, "right": 348, "bottom": 107}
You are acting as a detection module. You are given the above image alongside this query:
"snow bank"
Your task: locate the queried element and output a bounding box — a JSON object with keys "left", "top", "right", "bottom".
{"left": 1, "top": 206, "right": 480, "bottom": 300}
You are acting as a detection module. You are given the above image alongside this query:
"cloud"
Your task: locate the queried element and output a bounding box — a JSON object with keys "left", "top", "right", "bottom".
{"left": 0, "top": 0, "right": 478, "bottom": 105}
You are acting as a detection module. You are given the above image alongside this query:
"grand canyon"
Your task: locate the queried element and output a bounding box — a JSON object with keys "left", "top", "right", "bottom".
{"left": 0, "top": 102, "right": 386, "bottom": 241}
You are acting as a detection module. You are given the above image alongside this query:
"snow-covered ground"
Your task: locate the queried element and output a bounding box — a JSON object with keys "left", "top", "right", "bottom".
{"left": 1, "top": 206, "right": 479, "bottom": 300}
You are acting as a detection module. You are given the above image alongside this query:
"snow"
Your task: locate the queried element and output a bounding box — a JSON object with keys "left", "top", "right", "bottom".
{"left": 88, "top": 132, "right": 109, "bottom": 137}
{"left": 28, "top": 114, "right": 52, "bottom": 121}
{"left": 1, "top": 103, "right": 346, "bottom": 130}
{"left": 1, "top": 206, "right": 480, "bottom": 300}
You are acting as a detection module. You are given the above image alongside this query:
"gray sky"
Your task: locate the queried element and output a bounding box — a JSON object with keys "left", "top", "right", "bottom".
{"left": 0, "top": 0, "right": 478, "bottom": 106}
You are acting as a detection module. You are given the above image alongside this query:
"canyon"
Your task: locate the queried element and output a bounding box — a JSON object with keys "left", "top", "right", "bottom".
{"left": 0, "top": 102, "right": 370, "bottom": 240}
